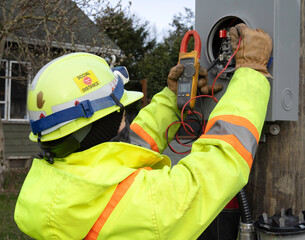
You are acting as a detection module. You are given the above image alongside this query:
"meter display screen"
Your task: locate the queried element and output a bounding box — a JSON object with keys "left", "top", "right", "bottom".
{"left": 180, "top": 58, "right": 195, "bottom": 65}
{"left": 178, "top": 82, "right": 191, "bottom": 93}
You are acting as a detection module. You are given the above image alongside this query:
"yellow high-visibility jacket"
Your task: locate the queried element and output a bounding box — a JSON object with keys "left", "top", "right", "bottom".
{"left": 15, "top": 68, "right": 270, "bottom": 240}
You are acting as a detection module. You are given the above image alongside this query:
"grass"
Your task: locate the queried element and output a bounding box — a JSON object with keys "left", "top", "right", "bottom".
{"left": 0, "top": 169, "right": 33, "bottom": 240}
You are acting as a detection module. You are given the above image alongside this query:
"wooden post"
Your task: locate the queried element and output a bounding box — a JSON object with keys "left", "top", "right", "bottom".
{"left": 246, "top": 0, "right": 305, "bottom": 219}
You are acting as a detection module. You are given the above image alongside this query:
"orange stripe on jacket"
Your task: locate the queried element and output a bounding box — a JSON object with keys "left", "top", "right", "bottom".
{"left": 130, "top": 122, "right": 160, "bottom": 152}
{"left": 200, "top": 134, "right": 253, "bottom": 169}
{"left": 204, "top": 115, "right": 259, "bottom": 144}
{"left": 85, "top": 167, "right": 152, "bottom": 240}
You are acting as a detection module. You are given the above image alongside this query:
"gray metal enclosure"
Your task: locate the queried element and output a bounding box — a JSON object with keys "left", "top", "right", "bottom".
{"left": 195, "top": 0, "right": 300, "bottom": 121}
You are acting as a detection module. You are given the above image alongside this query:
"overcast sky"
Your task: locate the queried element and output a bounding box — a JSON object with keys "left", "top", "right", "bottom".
{"left": 116, "top": 0, "right": 195, "bottom": 40}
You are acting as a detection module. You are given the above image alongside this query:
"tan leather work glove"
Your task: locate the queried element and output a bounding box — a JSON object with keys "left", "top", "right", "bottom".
{"left": 197, "top": 66, "right": 223, "bottom": 95}
{"left": 167, "top": 64, "right": 184, "bottom": 94}
{"left": 167, "top": 64, "right": 222, "bottom": 95}
{"left": 229, "top": 23, "right": 272, "bottom": 78}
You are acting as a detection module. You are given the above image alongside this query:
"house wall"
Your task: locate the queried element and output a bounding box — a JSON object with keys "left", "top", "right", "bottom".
{"left": 3, "top": 122, "right": 40, "bottom": 168}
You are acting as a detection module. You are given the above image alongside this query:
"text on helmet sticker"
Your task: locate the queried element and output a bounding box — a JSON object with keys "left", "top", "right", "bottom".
{"left": 73, "top": 70, "right": 100, "bottom": 93}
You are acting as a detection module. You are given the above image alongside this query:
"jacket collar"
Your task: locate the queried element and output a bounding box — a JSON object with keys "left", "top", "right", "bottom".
{"left": 61, "top": 142, "right": 171, "bottom": 169}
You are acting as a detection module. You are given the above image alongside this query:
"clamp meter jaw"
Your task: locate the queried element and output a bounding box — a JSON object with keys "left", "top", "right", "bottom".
{"left": 177, "top": 30, "right": 202, "bottom": 109}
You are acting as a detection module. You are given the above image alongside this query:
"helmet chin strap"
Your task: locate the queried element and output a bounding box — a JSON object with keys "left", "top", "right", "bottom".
{"left": 110, "top": 93, "right": 124, "bottom": 111}
{"left": 110, "top": 117, "right": 131, "bottom": 143}
{"left": 38, "top": 125, "right": 92, "bottom": 164}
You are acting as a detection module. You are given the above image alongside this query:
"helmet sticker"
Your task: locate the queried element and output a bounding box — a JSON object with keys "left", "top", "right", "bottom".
{"left": 73, "top": 70, "right": 100, "bottom": 93}
{"left": 37, "top": 91, "right": 45, "bottom": 109}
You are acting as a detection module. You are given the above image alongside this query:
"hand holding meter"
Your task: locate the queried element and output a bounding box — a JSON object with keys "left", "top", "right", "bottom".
{"left": 177, "top": 30, "right": 202, "bottom": 109}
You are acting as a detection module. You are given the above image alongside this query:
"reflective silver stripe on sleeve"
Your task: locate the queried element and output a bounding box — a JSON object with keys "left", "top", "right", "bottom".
{"left": 206, "top": 120, "right": 258, "bottom": 157}
{"left": 129, "top": 128, "right": 152, "bottom": 150}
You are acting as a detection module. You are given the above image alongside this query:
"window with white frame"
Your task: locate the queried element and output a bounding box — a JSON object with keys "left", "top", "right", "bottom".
{"left": 0, "top": 60, "right": 29, "bottom": 121}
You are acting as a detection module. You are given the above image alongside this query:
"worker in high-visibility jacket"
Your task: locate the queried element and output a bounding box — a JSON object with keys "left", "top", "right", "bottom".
{"left": 15, "top": 23, "right": 272, "bottom": 239}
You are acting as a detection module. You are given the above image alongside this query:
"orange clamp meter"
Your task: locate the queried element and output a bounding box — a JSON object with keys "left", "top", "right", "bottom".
{"left": 177, "top": 30, "right": 201, "bottom": 109}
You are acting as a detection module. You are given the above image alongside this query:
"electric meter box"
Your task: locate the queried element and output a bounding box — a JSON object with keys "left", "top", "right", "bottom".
{"left": 195, "top": 0, "right": 300, "bottom": 121}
